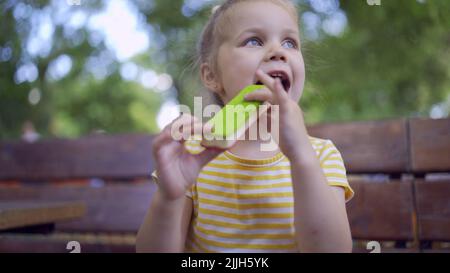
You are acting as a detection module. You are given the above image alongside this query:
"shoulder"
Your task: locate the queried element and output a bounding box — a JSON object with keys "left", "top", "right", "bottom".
{"left": 309, "top": 136, "right": 354, "bottom": 201}
{"left": 308, "top": 136, "right": 341, "bottom": 157}
{"left": 308, "top": 136, "right": 330, "bottom": 148}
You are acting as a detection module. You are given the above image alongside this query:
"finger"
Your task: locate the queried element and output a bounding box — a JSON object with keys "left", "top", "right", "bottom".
{"left": 152, "top": 129, "right": 176, "bottom": 156}
{"left": 153, "top": 121, "right": 204, "bottom": 159}
{"left": 255, "top": 69, "right": 276, "bottom": 94}
{"left": 255, "top": 70, "right": 288, "bottom": 106}
{"left": 181, "top": 122, "right": 205, "bottom": 140}
{"left": 244, "top": 88, "right": 274, "bottom": 103}
{"left": 273, "top": 77, "right": 289, "bottom": 105}
{"left": 154, "top": 114, "right": 200, "bottom": 151}
{"left": 154, "top": 114, "right": 189, "bottom": 149}
{"left": 169, "top": 114, "right": 202, "bottom": 140}
{"left": 172, "top": 121, "right": 204, "bottom": 142}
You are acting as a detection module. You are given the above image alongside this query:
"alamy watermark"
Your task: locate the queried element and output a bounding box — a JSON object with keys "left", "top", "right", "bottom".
{"left": 367, "top": 241, "right": 381, "bottom": 253}
{"left": 66, "top": 241, "right": 81, "bottom": 253}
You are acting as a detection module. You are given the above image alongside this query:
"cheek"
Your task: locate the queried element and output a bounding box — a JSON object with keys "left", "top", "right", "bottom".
{"left": 292, "top": 59, "right": 306, "bottom": 101}
{"left": 227, "top": 55, "right": 255, "bottom": 79}
{"left": 218, "top": 51, "right": 257, "bottom": 98}
{"left": 297, "top": 54, "right": 306, "bottom": 80}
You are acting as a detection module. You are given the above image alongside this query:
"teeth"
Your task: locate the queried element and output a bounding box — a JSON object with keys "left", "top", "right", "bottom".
{"left": 269, "top": 72, "right": 285, "bottom": 79}
{"left": 266, "top": 72, "right": 290, "bottom": 91}
{"left": 257, "top": 72, "right": 290, "bottom": 91}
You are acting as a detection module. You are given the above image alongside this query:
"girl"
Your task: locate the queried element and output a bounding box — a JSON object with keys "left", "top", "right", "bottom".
{"left": 136, "top": 0, "right": 354, "bottom": 253}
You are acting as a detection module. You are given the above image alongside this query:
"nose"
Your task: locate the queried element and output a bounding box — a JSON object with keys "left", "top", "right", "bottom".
{"left": 265, "top": 44, "right": 287, "bottom": 62}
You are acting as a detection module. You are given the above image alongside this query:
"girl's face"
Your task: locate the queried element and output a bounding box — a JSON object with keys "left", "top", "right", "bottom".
{"left": 209, "top": 1, "right": 305, "bottom": 104}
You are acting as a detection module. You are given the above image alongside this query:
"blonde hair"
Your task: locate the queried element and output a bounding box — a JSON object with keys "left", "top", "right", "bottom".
{"left": 196, "top": 0, "right": 299, "bottom": 105}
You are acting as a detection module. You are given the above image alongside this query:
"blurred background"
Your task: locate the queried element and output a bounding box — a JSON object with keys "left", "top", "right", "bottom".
{"left": 1, "top": 0, "right": 449, "bottom": 141}
{"left": 0, "top": 0, "right": 449, "bottom": 254}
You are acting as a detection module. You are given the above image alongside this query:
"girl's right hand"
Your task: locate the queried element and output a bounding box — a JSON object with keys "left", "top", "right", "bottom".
{"left": 151, "top": 114, "right": 224, "bottom": 201}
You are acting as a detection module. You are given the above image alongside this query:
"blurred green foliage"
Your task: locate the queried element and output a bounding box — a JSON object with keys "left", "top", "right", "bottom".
{"left": 0, "top": 0, "right": 449, "bottom": 140}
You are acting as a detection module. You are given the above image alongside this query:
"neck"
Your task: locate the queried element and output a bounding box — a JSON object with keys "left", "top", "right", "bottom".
{"left": 228, "top": 112, "right": 280, "bottom": 159}
{"left": 228, "top": 139, "right": 280, "bottom": 160}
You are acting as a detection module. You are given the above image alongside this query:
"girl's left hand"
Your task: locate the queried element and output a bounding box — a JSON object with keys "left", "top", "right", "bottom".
{"left": 244, "top": 69, "right": 314, "bottom": 163}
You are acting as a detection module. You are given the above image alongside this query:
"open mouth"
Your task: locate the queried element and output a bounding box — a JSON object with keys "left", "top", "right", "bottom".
{"left": 255, "top": 71, "right": 291, "bottom": 92}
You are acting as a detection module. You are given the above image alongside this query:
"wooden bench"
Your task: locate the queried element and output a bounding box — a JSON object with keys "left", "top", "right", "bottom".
{"left": 0, "top": 134, "right": 157, "bottom": 253}
{"left": 309, "top": 118, "right": 450, "bottom": 252}
{"left": 0, "top": 118, "right": 449, "bottom": 253}
{"left": 0, "top": 201, "right": 86, "bottom": 233}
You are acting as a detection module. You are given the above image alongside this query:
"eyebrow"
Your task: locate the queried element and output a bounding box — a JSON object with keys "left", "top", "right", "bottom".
{"left": 236, "top": 27, "right": 300, "bottom": 40}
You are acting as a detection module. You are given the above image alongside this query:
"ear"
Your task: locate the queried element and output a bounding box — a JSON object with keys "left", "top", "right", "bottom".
{"left": 200, "top": 62, "right": 223, "bottom": 94}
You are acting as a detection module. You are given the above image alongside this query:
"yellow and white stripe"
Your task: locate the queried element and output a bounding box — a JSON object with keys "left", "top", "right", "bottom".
{"left": 169, "top": 136, "right": 354, "bottom": 252}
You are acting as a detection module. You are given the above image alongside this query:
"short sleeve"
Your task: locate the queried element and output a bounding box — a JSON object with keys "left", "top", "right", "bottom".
{"left": 318, "top": 140, "right": 354, "bottom": 202}
{"left": 150, "top": 170, "right": 194, "bottom": 199}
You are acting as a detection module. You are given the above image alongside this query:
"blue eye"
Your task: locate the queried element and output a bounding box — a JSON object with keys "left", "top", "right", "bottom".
{"left": 244, "top": 37, "right": 262, "bottom": 47}
{"left": 283, "top": 39, "right": 297, "bottom": 49}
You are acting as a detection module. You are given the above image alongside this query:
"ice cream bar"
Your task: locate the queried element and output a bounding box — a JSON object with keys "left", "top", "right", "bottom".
{"left": 201, "top": 84, "right": 268, "bottom": 149}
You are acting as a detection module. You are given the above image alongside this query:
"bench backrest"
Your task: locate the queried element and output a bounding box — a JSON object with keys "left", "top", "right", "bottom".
{"left": 309, "top": 118, "right": 450, "bottom": 244}
{"left": 1, "top": 118, "right": 449, "bottom": 244}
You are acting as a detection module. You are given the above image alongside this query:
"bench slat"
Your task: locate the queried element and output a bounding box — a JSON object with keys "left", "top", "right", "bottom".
{"left": 415, "top": 179, "right": 450, "bottom": 241}
{"left": 0, "top": 201, "right": 86, "bottom": 231}
{"left": 409, "top": 118, "right": 450, "bottom": 173}
{"left": 307, "top": 119, "right": 409, "bottom": 174}
{"left": 0, "top": 235, "right": 135, "bottom": 253}
{"left": 347, "top": 180, "right": 415, "bottom": 241}
{"left": 0, "top": 183, "right": 156, "bottom": 233}
{"left": 0, "top": 134, "right": 155, "bottom": 181}
{"left": 2, "top": 180, "right": 417, "bottom": 240}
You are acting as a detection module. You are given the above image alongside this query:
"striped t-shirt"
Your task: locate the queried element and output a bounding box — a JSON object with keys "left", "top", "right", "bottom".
{"left": 152, "top": 136, "right": 354, "bottom": 253}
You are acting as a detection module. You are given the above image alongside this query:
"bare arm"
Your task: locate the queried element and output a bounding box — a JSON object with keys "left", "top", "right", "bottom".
{"left": 246, "top": 72, "right": 352, "bottom": 252}
{"left": 135, "top": 114, "right": 222, "bottom": 252}
{"left": 290, "top": 147, "right": 352, "bottom": 253}
{"left": 136, "top": 190, "right": 192, "bottom": 252}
